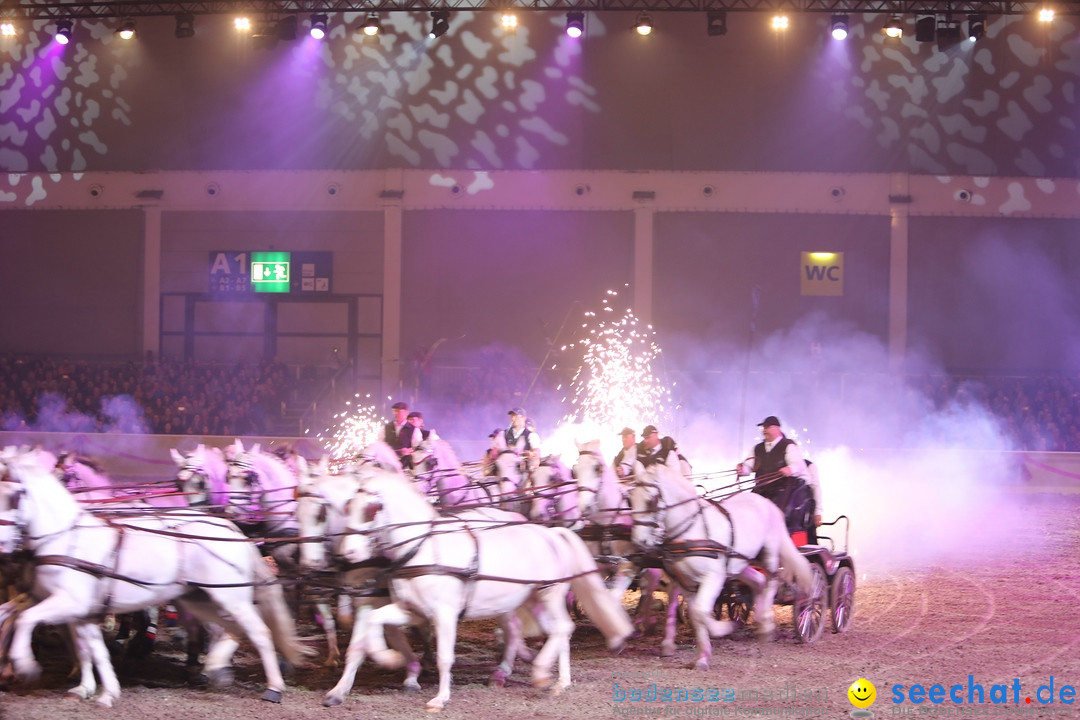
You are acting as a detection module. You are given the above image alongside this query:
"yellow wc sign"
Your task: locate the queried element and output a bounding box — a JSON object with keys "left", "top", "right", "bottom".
{"left": 801, "top": 252, "right": 844, "bottom": 296}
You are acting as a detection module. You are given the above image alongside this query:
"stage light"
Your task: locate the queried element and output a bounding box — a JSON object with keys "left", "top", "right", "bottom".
{"left": 566, "top": 11, "right": 584, "bottom": 38}
{"left": 174, "top": 13, "right": 195, "bottom": 39}
{"left": 635, "top": 13, "right": 653, "bottom": 36}
{"left": 362, "top": 13, "right": 380, "bottom": 36}
{"left": 309, "top": 13, "right": 328, "bottom": 39}
{"left": 883, "top": 16, "right": 903, "bottom": 38}
{"left": 500, "top": 12, "right": 517, "bottom": 30}
{"left": 830, "top": 14, "right": 848, "bottom": 40}
{"left": 1, "top": 20, "right": 16, "bottom": 37}
{"left": 1038, "top": 7, "right": 1054, "bottom": 22}
{"left": 55, "top": 19, "right": 73, "bottom": 44}
{"left": 234, "top": 17, "right": 251, "bottom": 32}
{"left": 771, "top": 14, "right": 789, "bottom": 30}
{"left": 707, "top": 11, "right": 727, "bottom": 37}
{"left": 429, "top": 11, "right": 449, "bottom": 38}
{"left": 967, "top": 13, "right": 986, "bottom": 40}
{"left": 117, "top": 19, "right": 136, "bottom": 40}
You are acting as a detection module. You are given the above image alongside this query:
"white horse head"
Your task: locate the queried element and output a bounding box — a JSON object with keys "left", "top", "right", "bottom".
{"left": 171, "top": 444, "right": 229, "bottom": 507}
{"left": 572, "top": 446, "right": 632, "bottom": 526}
{"left": 528, "top": 457, "right": 582, "bottom": 528}
{"left": 224, "top": 441, "right": 298, "bottom": 531}
{"left": 358, "top": 441, "right": 403, "bottom": 474}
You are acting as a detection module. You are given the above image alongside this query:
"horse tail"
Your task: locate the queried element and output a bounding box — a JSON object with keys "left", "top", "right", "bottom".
{"left": 548, "top": 527, "right": 633, "bottom": 651}
{"left": 776, "top": 529, "right": 813, "bottom": 596}
{"left": 250, "top": 549, "right": 316, "bottom": 665}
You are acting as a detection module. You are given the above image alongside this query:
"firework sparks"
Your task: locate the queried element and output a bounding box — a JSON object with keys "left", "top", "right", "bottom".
{"left": 560, "top": 289, "right": 674, "bottom": 436}
{"left": 311, "top": 393, "right": 384, "bottom": 460}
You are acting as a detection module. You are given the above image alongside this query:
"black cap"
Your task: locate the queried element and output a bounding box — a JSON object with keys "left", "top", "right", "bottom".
{"left": 392, "top": 401, "right": 408, "bottom": 410}
{"left": 758, "top": 415, "right": 781, "bottom": 428}
{"left": 619, "top": 427, "right": 636, "bottom": 436}
{"left": 407, "top": 411, "right": 422, "bottom": 419}
{"left": 509, "top": 407, "right": 526, "bottom": 416}
{"left": 641, "top": 425, "right": 658, "bottom": 436}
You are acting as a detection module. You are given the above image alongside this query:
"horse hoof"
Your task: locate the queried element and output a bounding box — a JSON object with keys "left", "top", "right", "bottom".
{"left": 693, "top": 659, "right": 710, "bottom": 672}
{"left": 261, "top": 688, "right": 284, "bottom": 703}
{"left": 425, "top": 705, "right": 444, "bottom": 713}
{"left": 207, "top": 667, "right": 234, "bottom": 689}
{"left": 403, "top": 680, "right": 421, "bottom": 693}
{"left": 95, "top": 695, "right": 116, "bottom": 708}
{"left": 64, "top": 690, "right": 88, "bottom": 701}
{"left": 488, "top": 671, "right": 507, "bottom": 688}
{"left": 532, "top": 675, "right": 554, "bottom": 691}
{"left": 323, "top": 694, "right": 344, "bottom": 707}
{"left": 660, "top": 643, "right": 676, "bottom": 657}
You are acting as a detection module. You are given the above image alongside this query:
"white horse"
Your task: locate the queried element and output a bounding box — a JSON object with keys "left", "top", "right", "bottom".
{"left": 170, "top": 443, "right": 231, "bottom": 509}
{"left": 0, "top": 448, "right": 308, "bottom": 707}
{"left": 224, "top": 439, "right": 300, "bottom": 572}
{"left": 629, "top": 460, "right": 815, "bottom": 670}
{"left": 408, "top": 438, "right": 492, "bottom": 509}
{"left": 57, "top": 452, "right": 187, "bottom": 508}
{"left": 338, "top": 467, "right": 633, "bottom": 711}
{"left": 293, "top": 457, "right": 423, "bottom": 704}
{"left": 489, "top": 449, "right": 538, "bottom": 515}
{"left": 570, "top": 446, "right": 684, "bottom": 656}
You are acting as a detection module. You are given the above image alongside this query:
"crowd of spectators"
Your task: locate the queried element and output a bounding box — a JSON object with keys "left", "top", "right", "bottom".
{"left": 0, "top": 355, "right": 292, "bottom": 436}
{"left": 1, "top": 353, "right": 1079, "bottom": 452}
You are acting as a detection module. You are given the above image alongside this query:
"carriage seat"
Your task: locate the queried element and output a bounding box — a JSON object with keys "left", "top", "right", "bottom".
{"left": 752, "top": 476, "right": 817, "bottom": 545}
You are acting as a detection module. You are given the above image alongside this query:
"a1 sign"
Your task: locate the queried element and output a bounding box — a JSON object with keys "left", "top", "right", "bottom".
{"left": 208, "top": 251, "right": 250, "bottom": 294}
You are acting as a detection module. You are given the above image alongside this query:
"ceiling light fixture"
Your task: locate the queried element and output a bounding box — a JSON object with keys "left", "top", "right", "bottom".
{"left": 883, "top": 16, "right": 903, "bottom": 38}
{"left": 830, "top": 14, "right": 849, "bottom": 40}
{"left": 706, "top": 11, "right": 727, "bottom": 36}
{"left": 635, "top": 12, "right": 653, "bottom": 36}
{"left": 174, "top": 13, "right": 195, "bottom": 39}
{"left": 429, "top": 10, "right": 449, "bottom": 38}
{"left": 309, "top": 13, "right": 328, "bottom": 39}
{"left": 967, "top": 13, "right": 986, "bottom": 41}
{"left": 362, "top": 13, "right": 380, "bottom": 36}
{"left": 566, "top": 11, "right": 584, "bottom": 38}
{"left": 117, "top": 19, "right": 136, "bottom": 40}
{"left": 55, "top": 19, "right": 73, "bottom": 44}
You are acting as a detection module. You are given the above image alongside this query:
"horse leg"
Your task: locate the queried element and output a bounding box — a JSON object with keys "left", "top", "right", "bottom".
{"left": 360, "top": 602, "right": 414, "bottom": 669}
{"left": 177, "top": 599, "right": 240, "bottom": 688}
{"left": 743, "top": 567, "right": 776, "bottom": 640}
{"left": 627, "top": 566, "right": 658, "bottom": 635}
{"left": 685, "top": 573, "right": 729, "bottom": 671}
{"left": 488, "top": 613, "right": 520, "bottom": 688}
{"left": 323, "top": 601, "right": 371, "bottom": 706}
{"left": 73, "top": 621, "right": 123, "bottom": 707}
{"left": 314, "top": 600, "right": 341, "bottom": 668}
{"left": 529, "top": 586, "right": 574, "bottom": 693}
{"left": 385, "top": 622, "right": 422, "bottom": 692}
{"left": 660, "top": 576, "right": 681, "bottom": 657}
{"left": 64, "top": 621, "right": 98, "bottom": 701}
{"left": 426, "top": 604, "right": 460, "bottom": 711}
{"left": 8, "top": 591, "right": 87, "bottom": 681}
{"left": 209, "top": 597, "right": 287, "bottom": 702}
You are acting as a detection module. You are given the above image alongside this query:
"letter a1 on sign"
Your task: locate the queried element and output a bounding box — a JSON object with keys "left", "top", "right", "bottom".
{"left": 801, "top": 251, "right": 844, "bottom": 296}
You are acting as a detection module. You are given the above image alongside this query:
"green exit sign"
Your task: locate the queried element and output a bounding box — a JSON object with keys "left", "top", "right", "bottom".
{"left": 251, "top": 252, "right": 290, "bottom": 293}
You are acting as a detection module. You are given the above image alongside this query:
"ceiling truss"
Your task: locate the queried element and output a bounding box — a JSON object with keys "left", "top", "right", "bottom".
{"left": 1, "top": 0, "right": 1073, "bottom": 19}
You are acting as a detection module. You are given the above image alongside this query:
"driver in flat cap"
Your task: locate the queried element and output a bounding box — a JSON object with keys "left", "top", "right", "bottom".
{"left": 490, "top": 407, "right": 542, "bottom": 470}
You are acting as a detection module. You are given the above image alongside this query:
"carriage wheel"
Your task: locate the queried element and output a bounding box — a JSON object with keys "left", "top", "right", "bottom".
{"left": 794, "top": 562, "right": 826, "bottom": 644}
{"left": 830, "top": 565, "right": 856, "bottom": 633}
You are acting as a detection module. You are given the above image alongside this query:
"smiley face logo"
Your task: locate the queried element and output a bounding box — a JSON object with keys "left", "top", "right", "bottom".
{"left": 848, "top": 678, "right": 877, "bottom": 709}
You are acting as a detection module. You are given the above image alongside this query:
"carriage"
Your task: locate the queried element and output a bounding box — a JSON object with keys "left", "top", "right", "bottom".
{"left": 716, "top": 513, "right": 856, "bottom": 644}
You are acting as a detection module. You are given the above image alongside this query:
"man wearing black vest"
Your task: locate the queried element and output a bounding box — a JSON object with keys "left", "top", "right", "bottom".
{"left": 382, "top": 400, "right": 410, "bottom": 461}
{"left": 491, "top": 407, "right": 541, "bottom": 470}
{"left": 613, "top": 427, "right": 637, "bottom": 479}
{"left": 735, "top": 415, "right": 818, "bottom": 542}
{"left": 636, "top": 425, "right": 685, "bottom": 474}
